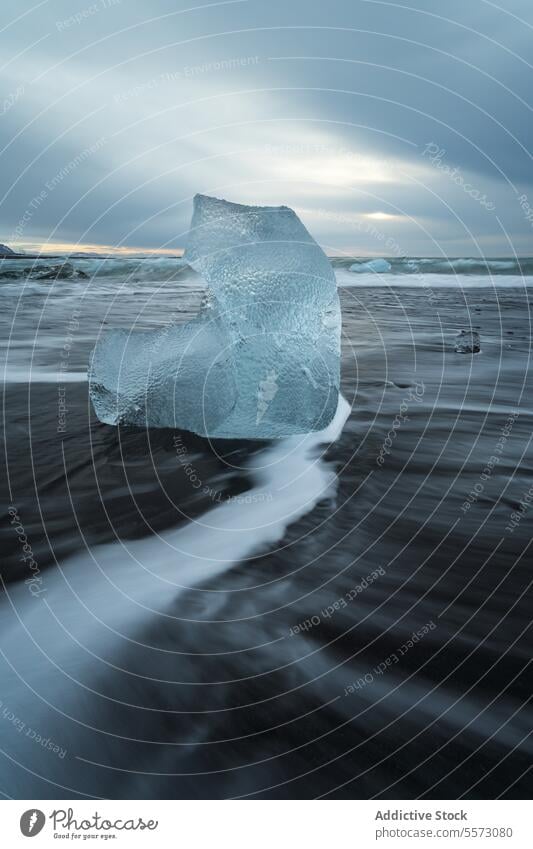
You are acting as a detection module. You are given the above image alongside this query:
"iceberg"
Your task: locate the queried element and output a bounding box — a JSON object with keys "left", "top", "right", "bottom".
{"left": 89, "top": 194, "right": 341, "bottom": 438}
{"left": 349, "top": 258, "right": 391, "bottom": 273}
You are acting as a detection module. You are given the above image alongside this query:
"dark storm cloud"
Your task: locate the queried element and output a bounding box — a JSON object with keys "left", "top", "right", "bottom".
{"left": 1, "top": 0, "right": 532, "bottom": 254}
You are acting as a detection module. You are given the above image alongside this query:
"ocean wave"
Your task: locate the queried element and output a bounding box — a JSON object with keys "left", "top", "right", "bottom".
{"left": 0, "top": 255, "right": 189, "bottom": 282}
{"left": 332, "top": 256, "right": 533, "bottom": 276}
{"left": 2, "top": 255, "right": 532, "bottom": 286}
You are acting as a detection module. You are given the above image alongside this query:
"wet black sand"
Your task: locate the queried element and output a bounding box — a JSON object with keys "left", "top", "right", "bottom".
{"left": 1, "top": 282, "right": 532, "bottom": 799}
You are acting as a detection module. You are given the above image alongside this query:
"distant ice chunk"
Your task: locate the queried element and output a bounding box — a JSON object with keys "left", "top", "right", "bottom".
{"left": 454, "top": 329, "right": 481, "bottom": 354}
{"left": 32, "top": 261, "right": 88, "bottom": 280}
{"left": 89, "top": 194, "right": 340, "bottom": 437}
{"left": 349, "top": 258, "right": 391, "bottom": 273}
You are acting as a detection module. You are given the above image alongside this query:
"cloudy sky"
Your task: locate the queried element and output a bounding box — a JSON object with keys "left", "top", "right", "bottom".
{"left": 1, "top": 0, "right": 532, "bottom": 256}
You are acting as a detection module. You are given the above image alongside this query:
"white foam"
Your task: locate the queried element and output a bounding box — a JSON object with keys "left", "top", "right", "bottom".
{"left": 0, "top": 396, "right": 351, "bottom": 790}
{"left": 2, "top": 367, "right": 88, "bottom": 384}
{"left": 336, "top": 270, "right": 533, "bottom": 288}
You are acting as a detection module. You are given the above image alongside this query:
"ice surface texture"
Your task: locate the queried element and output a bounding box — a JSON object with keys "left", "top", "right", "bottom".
{"left": 89, "top": 194, "right": 340, "bottom": 438}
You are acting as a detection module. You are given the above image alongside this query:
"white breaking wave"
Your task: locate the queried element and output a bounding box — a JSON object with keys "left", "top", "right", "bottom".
{"left": 2, "top": 367, "right": 87, "bottom": 384}
{"left": 336, "top": 271, "right": 533, "bottom": 288}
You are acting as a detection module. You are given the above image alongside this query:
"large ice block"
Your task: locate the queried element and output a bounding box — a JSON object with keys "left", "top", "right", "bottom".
{"left": 89, "top": 194, "right": 340, "bottom": 438}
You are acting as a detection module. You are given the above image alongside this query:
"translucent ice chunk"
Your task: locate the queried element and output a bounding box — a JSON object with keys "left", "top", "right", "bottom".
{"left": 89, "top": 194, "right": 340, "bottom": 438}
{"left": 349, "top": 258, "right": 391, "bottom": 273}
{"left": 454, "top": 329, "right": 481, "bottom": 354}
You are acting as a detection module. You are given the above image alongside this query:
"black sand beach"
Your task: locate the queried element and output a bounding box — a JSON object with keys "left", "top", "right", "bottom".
{"left": 1, "top": 266, "right": 531, "bottom": 798}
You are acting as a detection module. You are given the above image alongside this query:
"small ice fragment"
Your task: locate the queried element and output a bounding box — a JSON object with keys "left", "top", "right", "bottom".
{"left": 454, "top": 330, "right": 481, "bottom": 354}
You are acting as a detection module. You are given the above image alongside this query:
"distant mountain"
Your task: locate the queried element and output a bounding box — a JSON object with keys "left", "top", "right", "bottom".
{"left": 0, "top": 244, "right": 53, "bottom": 260}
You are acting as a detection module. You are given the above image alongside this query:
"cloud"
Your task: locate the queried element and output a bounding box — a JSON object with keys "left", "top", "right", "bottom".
{"left": 0, "top": 0, "right": 531, "bottom": 254}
